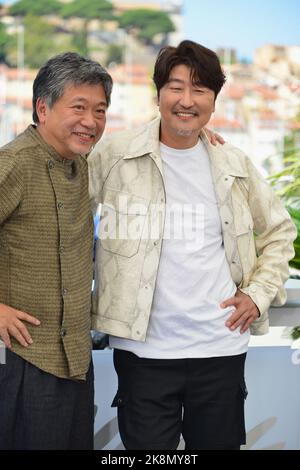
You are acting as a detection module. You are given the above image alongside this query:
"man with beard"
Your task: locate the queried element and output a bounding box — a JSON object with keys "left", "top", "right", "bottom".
{"left": 89, "top": 40, "right": 296, "bottom": 450}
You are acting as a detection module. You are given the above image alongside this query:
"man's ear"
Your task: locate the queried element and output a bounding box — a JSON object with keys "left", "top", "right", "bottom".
{"left": 36, "top": 97, "right": 48, "bottom": 124}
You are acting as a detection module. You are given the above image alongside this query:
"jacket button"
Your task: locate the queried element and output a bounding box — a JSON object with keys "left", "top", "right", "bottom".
{"left": 48, "top": 160, "right": 54, "bottom": 169}
{"left": 59, "top": 246, "right": 64, "bottom": 254}
{"left": 60, "top": 328, "right": 67, "bottom": 337}
{"left": 62, "top": 287, "right": 68, "bottom": 296}
{"left": 57, "top": 202, "right": 64, "bottom": 210}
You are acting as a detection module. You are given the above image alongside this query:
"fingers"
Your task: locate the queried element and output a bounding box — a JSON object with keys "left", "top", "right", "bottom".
{"left": 221, "top": 290, "right": 259, "bottom": 333}
{"left": 0, "top": 324, "right": 35, "bottom": 348}
{"left": 14, "top": 319, "right": 33, "bottom": 345}
{"left": 203, "top": 128, "right": 217, "bottom": 146}
{"left": 0, "top": 323, "right": 33, "bottom": 348}
{"left": 0, "top": 305, "right": 41, "bottom": 348}
{"left": 8, "top": 325, "right": 31, "bottom": 347}
{"left": 204, "top": 129, "right": 225, "bottom": 146}
{"left": 226, "top": 309, "right": 257, "bottom": 334}
{"left": 210, "top": 133, "right": 217, "bottom": 146}
{"left": 240, "top": 317, "right": 253, "bottom": 334}
{"left": 220, "top": 296, "right": 239, "bottom": 309}
{"left": 215, "top": 133, "right": 225, "bottom": 144}
{"left": 17, "top": 311, "right": 41, "bottom": 326}
{"left": 226, "top": 311, "right": 247, "bottom": 331}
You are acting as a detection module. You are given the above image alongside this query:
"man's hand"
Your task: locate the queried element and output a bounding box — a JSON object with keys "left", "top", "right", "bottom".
{"left": 220, "top": 290, "right": 259, "bottom": 334}
{"left": 0, "top": 303, "right": 40, "bottom": 349}
{"left": 203, "top": 128, "right": 225, "bottom": 146}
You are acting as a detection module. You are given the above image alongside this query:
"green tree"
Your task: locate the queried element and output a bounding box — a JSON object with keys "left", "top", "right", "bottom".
{"left": 106, "top": 43, "right": 123, "bottom": 66}
{"left": 9, "top": 0, "right": 62, "bottom": 16}
{"left": 0, "top": 21, "right": 10, "bottom": 63}
{"left": 60, "top": 0, "right": 114, "bottom": 56}
{"left": 118, "top": 9, "right": 175, "bottom": 46}
{"left": 6, "top": 15, "right": 75, "bottom": 68}
{"left": 269, "top": 124, "right": 300, "bottom": 270}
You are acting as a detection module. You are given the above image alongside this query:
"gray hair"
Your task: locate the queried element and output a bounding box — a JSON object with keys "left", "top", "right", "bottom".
{"left": 32, "top": 52, "right": 113, "bottom": 124}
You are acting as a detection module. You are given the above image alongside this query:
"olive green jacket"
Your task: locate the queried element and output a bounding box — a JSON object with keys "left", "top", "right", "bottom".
{"left": 0, "top": 126, "right": 93, "bottom": 379}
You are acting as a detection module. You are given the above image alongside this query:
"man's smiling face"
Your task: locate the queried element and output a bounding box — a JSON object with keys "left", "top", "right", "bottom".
{"left": 158, "top": 64, "right": 215, "bottom": 149}
{"left": 36, "top": 83, "right": 107, "bottom": 159}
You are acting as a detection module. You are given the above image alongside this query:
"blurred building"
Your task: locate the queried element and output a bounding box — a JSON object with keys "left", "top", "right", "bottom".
{"left": 254, "top": 44, "right": 300, "bottom": 80}
{"left": 106, "top": 63, "right": 157, "bottom": 132}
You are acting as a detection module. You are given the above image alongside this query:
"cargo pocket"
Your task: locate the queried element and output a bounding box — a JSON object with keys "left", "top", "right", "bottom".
{"left": 111, "top": 389, "right": 133, "bottom": 449}
{"left": 238, "top": 378, "right": 248, "bottom": 446}
{"left": 111, "top": 390, "right": 128, "bottom": 408}
{"left": 100, "top": 189, "right": 150, "bottom": 258}
{"left": 240, "top": 378, "right": 248, "bottom": 400}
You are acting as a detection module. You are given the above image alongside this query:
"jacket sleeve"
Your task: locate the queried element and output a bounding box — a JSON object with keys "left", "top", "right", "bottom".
{"left": 239, "top": 157, "right": 297, "bottom": 315}
{"left": 0, "top": 149, "right": 24, "bottom": 225}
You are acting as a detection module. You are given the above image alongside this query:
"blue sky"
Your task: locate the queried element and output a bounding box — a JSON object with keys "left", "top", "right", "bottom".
{"left": 2, "top": 0, "right": 300, "bottom": 61}
{"left": 183, "top": 0, "right": 300, "bottom": 61}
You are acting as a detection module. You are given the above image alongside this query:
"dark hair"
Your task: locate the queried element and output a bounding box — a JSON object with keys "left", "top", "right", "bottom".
{"left": 32, "top": 52, "right": 113, "bottom": 124}
{"left": 153, "top": 40, "right": 226, "bottom": 99}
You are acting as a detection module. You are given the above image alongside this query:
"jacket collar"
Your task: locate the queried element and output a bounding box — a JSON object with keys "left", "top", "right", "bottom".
{"left": 123, "top": 116, "right": 161, "bottom": 160}
{"left": 200, "top": 129, "right": 248, "bottom": 178}
{"left": 123, "top": 117, "right": 248, "bottom": 178}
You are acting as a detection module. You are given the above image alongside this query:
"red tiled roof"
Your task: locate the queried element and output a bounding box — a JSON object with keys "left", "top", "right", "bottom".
{"left": 2, "top": 68, "right": 37, "bottom": 81}
{"left": 223, "top": 85, "right": 245, "bottom": 100}
{"left": 108, "top": 64, "right": 151, "bottom": 85}
{"left": 253, "top": 85, "right": 278, "bottom": 100}
{"left": 259, "top": 110, "right": 279, "bottom": 121}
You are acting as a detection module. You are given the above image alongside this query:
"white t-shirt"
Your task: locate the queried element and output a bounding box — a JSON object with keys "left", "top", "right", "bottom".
{"left": 110, "top": 139, "right": 249, "bottom": 358}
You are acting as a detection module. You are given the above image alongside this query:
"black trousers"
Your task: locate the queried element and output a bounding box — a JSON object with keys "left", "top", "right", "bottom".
{"left": 113, "top": 349, "right": 247, "bottom": 450}
{"left": 0, "top": 349, "right": 94, "bottom": 450}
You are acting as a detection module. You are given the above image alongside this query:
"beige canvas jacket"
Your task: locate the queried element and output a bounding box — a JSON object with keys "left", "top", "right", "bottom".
{"left": 88, "top": 117, "right": 296, "bottom": 339}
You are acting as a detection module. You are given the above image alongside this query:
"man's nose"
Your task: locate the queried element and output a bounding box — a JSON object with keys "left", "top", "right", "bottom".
{"left": 179, "top": 89, "right": 194, "bottom": 107}
{"left": 81, "top": 110, "right": 97, "bottom": 128}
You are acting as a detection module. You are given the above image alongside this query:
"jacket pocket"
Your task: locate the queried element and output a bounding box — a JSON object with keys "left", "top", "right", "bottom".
{"left": 235, "top": 213, "right": 253, "bottom": 236}
{"left": 111, "top": 390, "right": 128, "bottom": 408}
{"left": 99, "top": 189, "right": 150, "bottom": 258}
{"left": 240, "top": 378, "right": 248, "bottom": 400}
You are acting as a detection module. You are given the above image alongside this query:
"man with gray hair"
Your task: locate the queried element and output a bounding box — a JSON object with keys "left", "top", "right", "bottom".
{"left": 0, "top": 52, "right": 112, "bottom": 450}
